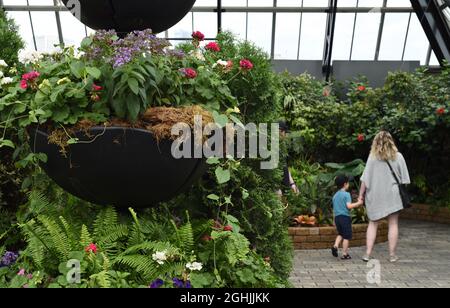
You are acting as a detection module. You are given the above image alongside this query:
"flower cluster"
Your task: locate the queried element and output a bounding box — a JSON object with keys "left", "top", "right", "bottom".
{"left": 0, "top": 251, "right": 18, "bottom": 267}
{"left": 20, "top": 71, "right": 40, "bottom": 90}
{"left": 205, "top": 42, "right": 221, "bottom": 52}
{"left": 180, "top": 68, "right": 198, "bottom": 79}
{"left": 150, "top": 278, "right": 164, "bottom": 288}
{"left": 192, "top": 31, "right": 205, "bottom": 42}
{"left": 186, "top": 262, "right": 203, "bottom": 271}
{"left": 0, "top": 60, "right": 14, "bottom": 86}
{"left": 173, "top": 278, "right": 192, "bottom": 289}
{"left": 239, "top": 59, "right": 254, "bottom": 71}
{"left": 152, "top": 251, "right": 168, "bottom": 265}
{"left": 357, "top": 134, "right": 365, "bottom": 142}
{"left": 90, "top": 83, "right": 103, "bottom": 102}
{"left": 18, "top": 50, "right": 43, "bottom": 65}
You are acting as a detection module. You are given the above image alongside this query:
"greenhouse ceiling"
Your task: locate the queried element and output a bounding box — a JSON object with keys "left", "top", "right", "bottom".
{"left": 0, "top": 0, "right": 446, "bottom": 66}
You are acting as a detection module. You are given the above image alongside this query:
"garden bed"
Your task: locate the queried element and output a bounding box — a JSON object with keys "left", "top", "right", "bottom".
{"left": 401, "top": 204, "right": 450, "bottom": 224}
{"left": 288, "top": 221, "right": 388, "bottom": 250}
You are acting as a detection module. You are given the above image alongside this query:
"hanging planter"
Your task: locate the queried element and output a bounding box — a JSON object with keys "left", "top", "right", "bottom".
{"left": 0, "top": 30, "right": 237, "bottom": 208}
{"left": 29, "top": 125, "right": 207, "bottom": 208}
{"left": 61, "top": 0, "right": 197, "bottom": 34}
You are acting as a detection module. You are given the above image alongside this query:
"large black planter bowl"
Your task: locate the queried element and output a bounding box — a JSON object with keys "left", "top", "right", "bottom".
{"left": 61, "top": 0, "right": 196, "bottom": 34}
{"left": 29, "top": 127, "right": 207, "bottom": 208}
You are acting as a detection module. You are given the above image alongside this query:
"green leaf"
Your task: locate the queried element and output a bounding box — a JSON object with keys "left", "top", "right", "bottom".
{"left": 127, "top": 78, "right": 139, "bottom": 95}
{"left": 80, "top": 37, "right": 93, "bottom": 48}
{"left": 0, "top": 139, "right": 15, "bottom": 149}
{"left": 215, "top": 167, "right": 231, "bottom": 184}
{"left": 127, "top": 96, "right": 141, "bottom": 121}
{"left": 212, "top": 111, "right": 228, "bottom": 128}
{"left": 67, "top": 138, "right": 79, "bottom": 145}
{"left": 241, "top": 188, "right": 249, "bottom": 200}
{"left": 207, "top": 194, "right": 220, "bottom": 201}
{"left": 206, "top": 157, "right": 220, "bottom": 165}
{"left": 86, "top": 67, "right": 101, "bottom": 79}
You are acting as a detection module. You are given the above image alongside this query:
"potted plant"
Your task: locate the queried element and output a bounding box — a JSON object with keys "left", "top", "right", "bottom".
{"left": 0, "top": 30, "right": 238, "bottom": 207}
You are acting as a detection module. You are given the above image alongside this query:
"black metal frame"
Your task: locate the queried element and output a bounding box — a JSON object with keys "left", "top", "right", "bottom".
{"left": 322, "top": 0, "right": 338, "bottom": 82}
{"left": 411, "top": 0, "right": 450, "bottom": 64}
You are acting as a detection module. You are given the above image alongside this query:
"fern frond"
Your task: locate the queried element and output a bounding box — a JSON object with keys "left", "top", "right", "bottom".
{"left": 177, "top": 222, "right": 194, "bottom": 255}
{"left": 89, "top": 270, "right": 111, "bottom": 288}
{"left": 38, "top": 215, "right": 71, "bottom": 261}
{"left": 80, "top": 224, "right": 93, "bottom": 249}
{"left": 122, "top": 241, "right": 179, "bottom": 256}
{"left": 59, "top": 216, "right": 77, "bottom": 250}
{"left": 97, "top": 224, "right": 129, "bottom": 246}
{"left": 113, "top": 255, "right": 157, "bottom": 280}
{"left": 93, "top": 207, "right": 118, "bottom": 238}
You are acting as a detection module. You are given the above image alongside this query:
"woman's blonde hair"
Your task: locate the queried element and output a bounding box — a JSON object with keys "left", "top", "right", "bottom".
{"left": 370, "top": 131, "right": 398, "bottom": 161}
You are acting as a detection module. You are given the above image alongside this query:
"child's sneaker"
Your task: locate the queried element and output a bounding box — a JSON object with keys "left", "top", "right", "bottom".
{"left": 331, "top": 246, "right": 338, "bottom": 258}
{"left": 362, "top": 255, "right": 371, "bottom": 262}
{"left": 389, "top": 255, "right": 399, "bottom": 263}
{"left": 341, "top": 254, "right": 352, "bottom": 260}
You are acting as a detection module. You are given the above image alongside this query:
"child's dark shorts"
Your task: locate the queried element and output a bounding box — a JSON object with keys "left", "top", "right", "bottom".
{"left": 335, "top": 215, "right": 353, "bottom": 240}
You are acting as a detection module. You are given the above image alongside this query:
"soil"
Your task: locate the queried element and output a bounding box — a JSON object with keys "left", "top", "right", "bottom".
{"left": 46, "top": 105, "right": 214, "bottom": 155}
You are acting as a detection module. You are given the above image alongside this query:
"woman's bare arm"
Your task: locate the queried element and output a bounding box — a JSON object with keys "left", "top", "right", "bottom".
{"left": 359, "top": 181, "right": 367, "bottom": 202}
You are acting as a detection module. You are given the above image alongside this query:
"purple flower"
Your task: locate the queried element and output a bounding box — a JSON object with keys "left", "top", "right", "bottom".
{"left": 173, "top": 278, "right": 184, "bottom": 288}
{"left": 173, "top": 278, "right": 192, "bottom": 288}
{"left": 167, "top": 49, "right": 185, "bottom": 59}
{"left": 150, "top": 279, "right": 164, "bottom": 289}
{"left": 0, "top": 251, "right": 19, "bottom": 267}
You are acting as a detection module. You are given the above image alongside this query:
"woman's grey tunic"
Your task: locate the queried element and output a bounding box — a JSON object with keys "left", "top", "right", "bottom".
{"left": 361, "top": 152, "right": 411, "bottom": 221}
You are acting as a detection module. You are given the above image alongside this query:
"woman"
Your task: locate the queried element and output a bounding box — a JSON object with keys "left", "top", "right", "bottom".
{"left": 358, "top": 131, "right": 410, "bottom": 263}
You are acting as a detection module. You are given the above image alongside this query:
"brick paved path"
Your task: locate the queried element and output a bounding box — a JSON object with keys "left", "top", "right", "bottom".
{"left": 290, "top": 220, "right": 450, "bottom": 288}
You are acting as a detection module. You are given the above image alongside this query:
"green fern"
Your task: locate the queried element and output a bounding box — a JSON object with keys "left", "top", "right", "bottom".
{"left": 80, "top": 224, "right": 93, "bottom": 249}
{"left": 93, "top": 207, "right": 118, "bottom": 239}
{"left": 37, "top": 215, "right": 71, "bottom": 261}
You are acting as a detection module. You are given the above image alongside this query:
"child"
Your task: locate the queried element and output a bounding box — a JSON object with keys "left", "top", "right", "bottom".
{"left": 331, "top": 175, "right": 363, "bottom": 260}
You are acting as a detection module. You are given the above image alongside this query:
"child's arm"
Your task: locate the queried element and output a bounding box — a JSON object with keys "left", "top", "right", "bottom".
{"left": 347, "top": 199, "right": 363, "bottom": 210}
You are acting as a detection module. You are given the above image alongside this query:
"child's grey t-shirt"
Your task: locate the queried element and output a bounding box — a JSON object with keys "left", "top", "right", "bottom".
{"left": 333, "top": 190, "right": 351, "bottom": 217}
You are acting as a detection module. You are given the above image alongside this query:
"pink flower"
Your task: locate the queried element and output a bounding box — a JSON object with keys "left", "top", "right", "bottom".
{"left": 92, "top": 84, "right": 103, "bottom": 92}
{"left": 21, "top": 71, "right": 40, "bottom": 81}
{"left": 239, "top": 59, "right": 254, "bottom": 71}
{"left": 205, "top": 42, "right": 221, "bottom": 52}
{"left": 20, "top": 80, "right": 28, "bottom": 89}
{"left": 181, "top": 68, "right": 198, "bottom": 79}
{"left": 85, "top": 243, "right": 98, "bottom": 254}
{"left": 17, "top": 269, "right": 26, "bottom": 276}
{"left": 27, "top": 274, "right": 33, "bottom": 279}
{"left": 192, "top": 31, "right": 205, "bottom": 41}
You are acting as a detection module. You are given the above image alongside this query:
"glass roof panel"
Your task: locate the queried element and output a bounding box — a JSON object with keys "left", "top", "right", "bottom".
{"left": 0, "top": 0, "right": 441, "bottom": 66}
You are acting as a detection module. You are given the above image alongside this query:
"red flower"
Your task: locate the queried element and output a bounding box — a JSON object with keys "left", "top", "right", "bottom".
{"left": 357, "top": 134, "right": 365, "bottom": 142}
{"left": 92, "top": 84, "right": 103, "bottom": 92}
{"left": 205, "top": 42, "right": 221, "bottom": 52}
{"left": 22, "top": 71, "right": 40, "bottom": 81}
{"left": 223, "top": 225, "right": 233, "bottom": 232}
{"left": 437, "top": 107, "right": 446, "bottom": 115}
{"left": 85, "top": 243, "right": 98, "bottom": 254}
{"left": 181, "top": 68, "right": 197, "bottom": 79}
{"left": 192, "top": 31, "right": 205, "bottom": 41}
{"left": 20, "top": 80, "right": 28, "bottom": 90}
{"left": 226, "top": 60, "right": 233, "bottom": 69}
{"left": 357, "top": 85, "right": 366, "bottom": 92}
{"left": 239, "top": 59, "right": 254, "bottom": 71}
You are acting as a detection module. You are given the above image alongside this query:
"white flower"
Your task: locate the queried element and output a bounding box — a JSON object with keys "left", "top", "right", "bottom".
{"left": 186, "top": 262, "right": 203, "bottom": 271}
{"left": 0, "top": 71, "right": 3, "bottom": 78}
{"left": 152, "top": 251, "right": 168, "bottom": 265}
{"left": 18, "top": 50, "right": 43, "bottom": 65}
{"left": 0, "top": 60, "right": 7, "bottom": 68}
{"left": 192, "top": 50, "right": 205, "bottom": 61}
{"left": 0, "top": 77, "right": 14, "bottom": 85}
{"left": 74, "top": 50, "right": 85, "bottom": 60}
{"left": 215, "top": 60, "right": 229, "bottom": 68}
